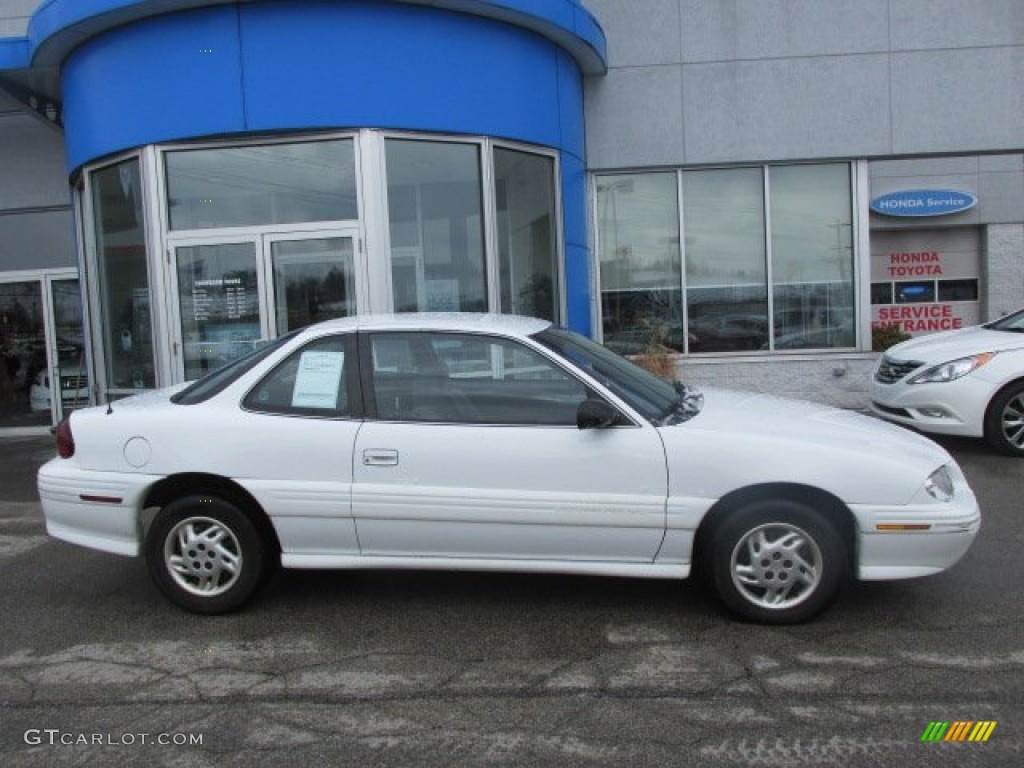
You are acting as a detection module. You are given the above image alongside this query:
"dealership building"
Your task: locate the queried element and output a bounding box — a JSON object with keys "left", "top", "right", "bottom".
{"left": 1, "top": 0, "right": 1022, "bottom": 432}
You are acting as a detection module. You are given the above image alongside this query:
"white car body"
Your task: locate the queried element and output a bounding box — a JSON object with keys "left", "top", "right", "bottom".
{"left": 870, "top": 309, "right": 1024, "bottom": 454}
{"left": 38, "top": 314, "right": 980, "bottom": 623}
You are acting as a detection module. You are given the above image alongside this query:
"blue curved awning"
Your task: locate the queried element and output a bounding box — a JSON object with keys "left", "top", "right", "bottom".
{"left": 18, "top": 0, "right": 605, "bottom": 75}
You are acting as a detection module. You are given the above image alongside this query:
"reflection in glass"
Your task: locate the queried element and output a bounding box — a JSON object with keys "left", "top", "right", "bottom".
{"left": 770, "top": 164, "right": 854, "bottom": 349}
{"left": 176, "top": 243, "right": 261, "bottom": 381}
{"left": 386, "top": 140, "right": 486, "bottom": 313}
{"left": 597, "top": 173, "right": 683, "bottom": 355}
{"left": 272, "top": 238, "right": 356, "bottom": 335}
{"left": 166, "top": 140, "right": 357, "bottom": 230}
{"left": 91, "top": 158, "right": 156, "bottom": 390}
{"left": 683, "top": 168, "right": 768, "bottom": 352}
{"left": 49, "top": 279, "right": 90, "bottom": 417}
{"left": 0, "top": 280, "right": 48, "bottom": 427}
{"left": 494, "top": 148, "right": 558, "bottom": 320}
{"left": 895, "top": 281, "right": 935, "bottom": 304}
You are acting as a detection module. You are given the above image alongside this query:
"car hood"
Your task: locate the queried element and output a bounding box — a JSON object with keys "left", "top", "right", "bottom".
{"left": 884, "top": 325, "right": 1024, "bottom": 364}
{"left": 657, "top": 387, "right": 951, "bottom": 504}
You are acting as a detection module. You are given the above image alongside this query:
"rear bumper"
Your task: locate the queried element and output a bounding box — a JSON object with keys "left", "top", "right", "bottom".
{"left": 37, "top": 459, "right": 157, "bottom": 557}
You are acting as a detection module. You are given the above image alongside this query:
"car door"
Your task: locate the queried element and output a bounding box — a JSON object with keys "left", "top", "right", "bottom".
{"left": 229, "top": 332, "right": 363, "bottom": 562}
{"left": 352, "top": 330, "right": 668, "bottom": 563}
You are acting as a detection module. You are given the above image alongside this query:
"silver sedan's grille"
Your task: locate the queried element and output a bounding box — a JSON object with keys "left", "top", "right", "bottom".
{"left": 875, "top": 356, "right": 924, "bottom": 384}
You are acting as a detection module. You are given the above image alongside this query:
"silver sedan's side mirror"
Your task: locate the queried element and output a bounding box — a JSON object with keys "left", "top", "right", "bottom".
{"left": 577, "top": 398, "right": 618, "bottom": 430}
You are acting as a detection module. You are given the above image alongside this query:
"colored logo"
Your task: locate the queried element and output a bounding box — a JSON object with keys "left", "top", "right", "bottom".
{"left": 870, "top": 189, "right": 977, "bottom": 217}
{"left": 921, "top": 721, "right": 997, "bottom": 742}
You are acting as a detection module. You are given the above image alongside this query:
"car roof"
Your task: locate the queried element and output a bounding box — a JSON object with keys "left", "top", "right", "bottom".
{"left": 300, "top": 313, "right": 553, "bottom": 339}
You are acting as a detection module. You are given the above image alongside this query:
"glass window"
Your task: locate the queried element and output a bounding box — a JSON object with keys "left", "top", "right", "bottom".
{"left": 386, "top": 140, "right": 487, "bottom": 313}
{"left": 369, "top": 332, "right": 587, "bottom": 425}
{"left": 871, "top": 283, "right": 893, "bottom": 305}
{"left": 895, "top": 281, "right": 936, "bottom": 304}
{"left": 597, "top": 173, "right": 683, "bottom": 356}
{"left": 770, "top": 164, "right": 855, "bottom": 350}
{"left": 271, "top": 237, "right": 357, "bottom": 335}
{"left": 535, "top": 327, "right": 676, "bottom": 424}
{"left": 91, "top": 158, "right": 156, "bottom": 390}
{"left": 166, "top": 140, "right": 357, "bottom": 230}
{"left": 684, "top": 168, "right": 768, "bottom": 353}
{"left": 494, "top": 148, "right": 558, "bottom": 320}
{"left": 243, "top": 335, "right": 352, "bottom": 417}
{"left": 597, "top": 163, "right": 856, "bottom": 355}
{"left": 173, "top": 331, "right": 298, "bottom": 405}
{"left": 176, "top": 242, "right": 262, "bottom": 381}
{"left": 938, "top": 279, "right": 979, "bottom": 302}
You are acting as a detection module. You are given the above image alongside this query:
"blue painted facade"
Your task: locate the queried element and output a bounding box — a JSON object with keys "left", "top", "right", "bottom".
{"left": 2, "top": 0, "right": 606, "bottom": 334}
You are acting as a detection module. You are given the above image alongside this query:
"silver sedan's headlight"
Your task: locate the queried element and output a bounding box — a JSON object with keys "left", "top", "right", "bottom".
{"left": 908, "top": 353, "right": 995, "bottom": 384}
{"left": 924, "top": 465, "right": 955, "bottom": 502}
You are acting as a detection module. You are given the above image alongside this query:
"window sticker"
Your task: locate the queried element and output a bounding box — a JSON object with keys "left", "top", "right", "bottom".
{"left": 292, "top": 350, "right": 344, "bottom": 409}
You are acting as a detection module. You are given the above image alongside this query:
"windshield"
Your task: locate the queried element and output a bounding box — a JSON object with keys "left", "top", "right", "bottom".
{"left": 534, "top": 327, "right": 701, "bottom": 424}
{"left": 171, "top": 331, "right": 300, "bottom": 405}
{"left": 986, "top": 308, "right": 1024, "bottom": 332}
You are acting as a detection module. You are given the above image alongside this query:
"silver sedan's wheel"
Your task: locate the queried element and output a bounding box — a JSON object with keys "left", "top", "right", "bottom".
{"left": 707, "top": 499, "right": 846, "bottom": 624}
{"left": 985, "top": 382, "right": 1024, "bottom": 457}
{"left": 729, "top": 523, "right": 822, "bottom": 610}
{"left": 146, "top": 496, "right": 265, "bottom": 614}
{"left": 164, "top": 516, "right": 242, "bottom": 597}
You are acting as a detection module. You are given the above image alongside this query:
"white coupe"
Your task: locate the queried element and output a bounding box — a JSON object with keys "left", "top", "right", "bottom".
{"left": 38, "top": 314, "right": 980, "bottom": 623}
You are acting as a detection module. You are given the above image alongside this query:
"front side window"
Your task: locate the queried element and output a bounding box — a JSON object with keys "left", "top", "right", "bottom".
{"left": 91, "top": 158, "right": 156, "bottom": 390}
{"left": 597, "top": 163, "right": 856, "bottom": 354}
{"left": 386, "top": 140, "right": 487, "bottom": 313}
{"left": 368, "top": 332, "right": 588, "bottom": 425}
{"left": 243, "top": 334, "right": 353, "bottom": 417}
{"left": 165, "top": 140, "right": 357, "bottom": 230}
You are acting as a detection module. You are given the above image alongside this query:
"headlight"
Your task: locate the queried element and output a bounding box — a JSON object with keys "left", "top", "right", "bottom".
{"left": 924, "top": 465, "right": 955, "bottom": 502}
{"left": 908, "top": 353, "right": 995, "bottom": 384}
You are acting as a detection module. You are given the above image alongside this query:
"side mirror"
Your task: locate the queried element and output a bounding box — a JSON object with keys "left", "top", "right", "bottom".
{"left": 577, "top": 398, "right": 618, "bottom": 430}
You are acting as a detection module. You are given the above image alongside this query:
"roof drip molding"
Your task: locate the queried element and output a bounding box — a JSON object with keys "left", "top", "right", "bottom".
{"left": 18, "top": 0, "right": 607, "bottom": 74}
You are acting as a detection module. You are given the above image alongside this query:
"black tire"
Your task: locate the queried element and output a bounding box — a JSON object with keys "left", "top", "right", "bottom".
{"left": 706, "top": 499, "right": 846, "bottom": 624}
{"left": 983, "top": 381, "right": 1024, "bottom": 457}
{"left": 145, "top": 495, "right": 266, "bottom": 614}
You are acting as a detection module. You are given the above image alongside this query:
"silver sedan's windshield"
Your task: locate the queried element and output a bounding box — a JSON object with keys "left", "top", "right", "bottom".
{"left": 534, "top": 327, "right": 702, "bottom": 424}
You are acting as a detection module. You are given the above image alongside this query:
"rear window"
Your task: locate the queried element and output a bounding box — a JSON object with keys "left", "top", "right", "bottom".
{"left": 171, "top": 331, "right": 299, "bottom": 405}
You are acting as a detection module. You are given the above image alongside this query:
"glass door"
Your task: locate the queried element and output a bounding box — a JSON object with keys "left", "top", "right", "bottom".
{"left": 0, "top": 279, "right": 48, "bottom": 428}
{"left": 46, "top": 276, "right": 90, "bottom": 422}
{"left": 172, "top": 239, "right": 266, "bottom": 382}
{"left": 267, "top": 233, "right": 358, "bottom": 335}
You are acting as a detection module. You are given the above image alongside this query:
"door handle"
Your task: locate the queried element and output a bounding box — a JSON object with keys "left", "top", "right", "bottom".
{"left": 363, "top": 449, "right": 399, "bottom": 466}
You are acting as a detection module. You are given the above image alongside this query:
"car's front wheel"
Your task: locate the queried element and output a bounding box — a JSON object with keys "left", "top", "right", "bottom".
{"left": 984, "top": 381, "right": 1024, "bottom": 457}
{"left": 706, "top": 500, "right": 846, "bottom": 624}
{"left": 145, "top": 496, "right": 266, "bottom": 614}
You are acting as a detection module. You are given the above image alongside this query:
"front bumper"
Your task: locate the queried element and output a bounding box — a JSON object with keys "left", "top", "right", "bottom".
{"left": 850, "top": 489, "right": 980, "bottom": 580}
{"left": 37, "top": 459, "right": 157, "bottom": 557}
{"left": 868, "top": 375, "right": 991, "bottom": 438}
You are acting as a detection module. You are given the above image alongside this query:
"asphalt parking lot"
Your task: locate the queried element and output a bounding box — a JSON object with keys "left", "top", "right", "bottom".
{"left": 0, "top": 432, "right": 1021, "bottom": 767}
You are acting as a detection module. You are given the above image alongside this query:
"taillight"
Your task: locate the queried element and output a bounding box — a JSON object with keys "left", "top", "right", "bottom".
{"left": 56, "top": 416, "right": 75, "bottom": 459}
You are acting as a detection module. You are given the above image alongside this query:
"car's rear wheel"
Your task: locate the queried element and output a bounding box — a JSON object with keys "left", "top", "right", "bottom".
{"left": 984, "top": 381, "right": 1024, "bottom": 457}
{"left": 145, "top": 496, "right": 265, "bottom": 614}
{"left": 706, "top": 500, "right": 846, "bottom": 624}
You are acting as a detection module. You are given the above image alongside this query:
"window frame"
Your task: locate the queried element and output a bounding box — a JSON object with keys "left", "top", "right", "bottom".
{"left": 593, "top": 162, "right": 863, "bottom": 357}
{"left": 357, "top": 330, "right": 618, "bottom": 428}
{"left": 239, "top": 332, "right": 361, "bottom": 419}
